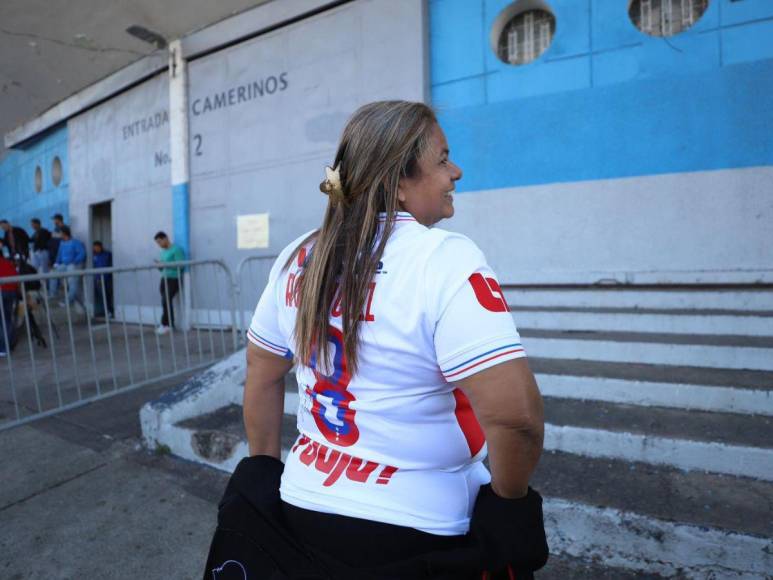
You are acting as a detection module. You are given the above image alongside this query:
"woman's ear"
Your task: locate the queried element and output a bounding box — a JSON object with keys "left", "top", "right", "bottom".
{"left": 396, "top": 178, "right": 409, "bottom": 204}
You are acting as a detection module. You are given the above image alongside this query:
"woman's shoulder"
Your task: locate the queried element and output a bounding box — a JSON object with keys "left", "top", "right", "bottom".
{"left": 273, "top": 229, "right": 318, "bottom": 267}
{"left": 421, "top": 227, "right": 485, "bottom": 263}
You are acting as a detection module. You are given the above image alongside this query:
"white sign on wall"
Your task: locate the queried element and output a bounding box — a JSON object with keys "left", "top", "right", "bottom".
{"left": 237, "top": 213, "right": 270, "bottom": 249}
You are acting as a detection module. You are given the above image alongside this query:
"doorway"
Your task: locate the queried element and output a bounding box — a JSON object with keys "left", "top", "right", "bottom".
{"left": 90, "top": 201, "right": 112, "bottom": 252}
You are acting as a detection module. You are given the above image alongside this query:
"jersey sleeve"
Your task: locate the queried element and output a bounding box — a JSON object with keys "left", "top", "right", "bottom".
{"left": 428, "top": 234, "right": 526, "bottom": 382}
{"left": 247, "top": 254, "right": 293, "bottom": 359}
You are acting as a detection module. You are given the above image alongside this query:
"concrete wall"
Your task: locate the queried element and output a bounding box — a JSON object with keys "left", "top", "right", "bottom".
{"left": 0, "top": 124, "right": 69, "bottom": 238}
{"left": 430, "top": 0, "right": 773, "bottom": 282}
{"left": 61, "top": 0, "right": 426, "bottom": 314}
{"left": 68, "top": 72, "right": 171, "bottom": 269}
{"left": 187, "top": 0, "right": 427, "bottom": 271}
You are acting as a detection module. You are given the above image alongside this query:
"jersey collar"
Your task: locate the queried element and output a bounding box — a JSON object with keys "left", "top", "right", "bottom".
{"left": 377, "top": 211, "right": 417, "bottom": 224}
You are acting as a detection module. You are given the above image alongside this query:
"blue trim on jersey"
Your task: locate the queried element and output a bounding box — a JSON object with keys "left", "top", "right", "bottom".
{"left": 248, "top": 330, "right": 285, "bottom": 350}
{"left": 247, "top": 328, "right": 288, "bottom": 356}
{"left": 441, "top": 343, "right": 523, "bottom": 374}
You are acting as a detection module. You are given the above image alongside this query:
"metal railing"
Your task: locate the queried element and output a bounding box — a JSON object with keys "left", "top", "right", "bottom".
{"left": 5, "top": 254, "right": 769, "bottom": 432}
{"left": 235, "top": 255, "right": 278, "bottom": 342}
{"left": 0, "top": 259, "right": 239, "bottom": 431}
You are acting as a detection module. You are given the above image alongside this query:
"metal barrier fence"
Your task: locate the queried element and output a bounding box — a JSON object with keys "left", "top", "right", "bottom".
{"left": 4, "top": 253, "right": 771, "bottom": 432}
{"left": 235, "top": 255, "right": 278, "bottom": 341}
{"left": 0, "top": 260, "right": 239, "bottom": 431}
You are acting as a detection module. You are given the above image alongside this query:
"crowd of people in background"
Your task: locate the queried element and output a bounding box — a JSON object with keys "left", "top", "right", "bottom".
{"left": 0, "top": 213, "right": 108, "bottom": 357}
{"left": 0, "top": 215, "right": 186, "bottom": 356}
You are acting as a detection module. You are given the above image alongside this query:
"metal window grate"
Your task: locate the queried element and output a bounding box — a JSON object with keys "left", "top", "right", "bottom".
{"left": 498, "top": 9, "right": 556, "bottom": 66}
{"left": 630, "top": 0, "right": 709, "bottom": 37}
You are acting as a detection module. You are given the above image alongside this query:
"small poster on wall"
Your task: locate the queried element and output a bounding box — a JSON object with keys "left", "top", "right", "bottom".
{"left": 237, "top": 213, "right": 269, "bottom": 249}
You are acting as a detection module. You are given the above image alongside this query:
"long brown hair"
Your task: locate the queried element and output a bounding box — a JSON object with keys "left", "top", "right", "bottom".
{"left": 288, "top": 101, "right": 437, "bottom": 375}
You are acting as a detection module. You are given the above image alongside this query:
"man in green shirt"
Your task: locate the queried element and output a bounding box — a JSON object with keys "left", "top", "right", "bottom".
{"left": 153, "top": 231, "right": 185, "bottom": 335}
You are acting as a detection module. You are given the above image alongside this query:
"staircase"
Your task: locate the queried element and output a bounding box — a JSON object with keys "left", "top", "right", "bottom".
{"left": 142, "top": 284, "right": 773, "bottom": 578}
{"left": 508, "top": 285, "right": 773, "bottom": 578}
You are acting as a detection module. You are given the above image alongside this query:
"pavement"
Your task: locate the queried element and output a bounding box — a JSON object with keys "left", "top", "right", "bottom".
{"left": 0, "top": 370, "right": 230, "bottom": 580}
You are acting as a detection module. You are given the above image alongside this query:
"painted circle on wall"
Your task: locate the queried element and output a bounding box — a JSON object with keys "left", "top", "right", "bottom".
{"left": 52, "top": 156, "right": 63, "bottom": 187}
{"left": 491, "top": 0, "right": 556, "bottom": 66}
{"left": 629, "top": 0, "right": 710, "bottom": 37}
{"left": 34, "top": 165, "right": 43, "bottom": 193}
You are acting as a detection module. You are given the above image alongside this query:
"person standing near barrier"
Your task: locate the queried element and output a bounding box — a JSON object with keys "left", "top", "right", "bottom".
{"left": 47, "top": 214, "right": 66, "bottom": 297}
{"left": 206, "top": 101, "right": 548, "bottom": 579}
{"left": 52, "top": 225, "right": 86, "bottom": 311}
{"left": 0, "top": 220, "right": 30, "bottom": 262}
{"left": 92, "top": 241, "right": 114, "bottom": 319}
{"left": 0, "top": 242, "right": 18, "bottom": 356}
{"left": 153, "top": 231, "right": 184, "bottom": 335}
{"left": 30, "top": 218, "right": 52, "bottom": 275}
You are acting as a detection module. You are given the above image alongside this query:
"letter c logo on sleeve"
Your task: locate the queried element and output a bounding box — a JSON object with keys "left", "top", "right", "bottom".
{"left": 468, "top": 273, "right": 508, "bottom": 312}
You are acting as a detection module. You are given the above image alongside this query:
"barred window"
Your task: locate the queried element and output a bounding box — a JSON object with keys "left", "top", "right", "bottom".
{"left": 52, "top": 156, "right": 63, "bottom": 187}
{"left": 497, "top": 9, "right": 556, "bottom": 66}
{"left": 629, "top": 0, "right": 709, "bottom": 37}
{"left": 34, "top": 165, "right": 43, "bottom": 193}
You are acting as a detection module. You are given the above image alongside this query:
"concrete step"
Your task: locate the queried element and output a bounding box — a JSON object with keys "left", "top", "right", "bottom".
{"left": 502, "top": 288, "right": 773, "bottom": 311}
{"left": 167, "top": 405, "right": 773, "bottom": 579}
{"left": 532, "top": 450, "right": 772, "bottom": 539}
{"left": 510, "top": 305, "right": 773, "bottom": 336}
{"left": 536, "top": 554, "right": 666, "bottom": 579}
{"left": 531, "top": 357, "right": 773, "bottom": 416}
{"left": 542, "top": 397, "right": 773, "bottom": 480}
{"left": 537, "top": 456, "right": 773, "bottom": 579}
{"left": 520, "top": 328, "right": 773, "bottom": 371}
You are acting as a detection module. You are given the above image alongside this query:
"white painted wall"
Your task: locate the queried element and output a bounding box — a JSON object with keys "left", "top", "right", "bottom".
{"left": 446, "top": 166, "right": 773, "bottom": 285}
{"left": 186, "top": 0, "right": 427, "bottom": 270}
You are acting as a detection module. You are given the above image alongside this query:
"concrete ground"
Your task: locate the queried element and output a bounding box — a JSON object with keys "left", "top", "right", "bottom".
{"left": 0, "top": 371, "right": 230, "bottom": 580}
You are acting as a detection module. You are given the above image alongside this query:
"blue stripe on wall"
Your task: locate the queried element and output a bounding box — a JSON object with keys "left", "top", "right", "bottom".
{"left": 172, "top": 182, "right": 190, "bottom": 258}
{"left": 438, "top": 59, "right": 773, "bottom": 192}
{"left": 430, "top": 0, "right": 773, "bottom": 191}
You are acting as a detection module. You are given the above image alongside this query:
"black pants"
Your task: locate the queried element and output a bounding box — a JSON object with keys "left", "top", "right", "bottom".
{"left": 0, "top": 291, "right": 15, "bottom": 353}
{"left": 160, "top": 277, "right": 180, "bottom": 327}
{"left": 94, "top": 275, "right": 113, "bottom": 317}
{"left": 283, "top": 501, "right": 469, "bottom": 570}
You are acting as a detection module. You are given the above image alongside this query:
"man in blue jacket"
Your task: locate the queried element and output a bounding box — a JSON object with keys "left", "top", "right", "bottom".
{"left": 52, "top": 225, "right": 86, "bottom": 310}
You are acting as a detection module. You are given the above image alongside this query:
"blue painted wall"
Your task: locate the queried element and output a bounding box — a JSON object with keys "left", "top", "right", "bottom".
{"left": 430, "top": 0, "right": 773, "bottom": 192}
{"left": 0, "top": 124, "right": 69, "bottom": 234}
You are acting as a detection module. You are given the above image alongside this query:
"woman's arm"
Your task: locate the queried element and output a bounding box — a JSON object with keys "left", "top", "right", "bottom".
{"left": 456, "top": 357, "right": 544, "bottom": 499}
{"left": 243, "top": 342, "right": 294, "bottom": 458}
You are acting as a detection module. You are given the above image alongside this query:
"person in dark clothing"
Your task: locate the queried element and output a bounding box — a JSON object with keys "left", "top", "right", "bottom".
{"left": 15, "top": 259, "right": 47, "bottom": 348}
{"left": 0, "top": 220, "right": 30, "bottom": 261}
{"left": 30, "top": 218, "right": 52, "bottom": 274}
{"left": 0, "top": 241, "right": 18, "bottom": 356}
{"left": 48, "top": 213, "right": 65, "bottom": 264}
{"left": 92, "top": 241, "right": 114, "bottom": 318}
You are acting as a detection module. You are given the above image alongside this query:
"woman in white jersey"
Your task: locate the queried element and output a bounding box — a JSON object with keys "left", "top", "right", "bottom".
{"left": 206, "top": 101, "right": 547, "bottom": 580}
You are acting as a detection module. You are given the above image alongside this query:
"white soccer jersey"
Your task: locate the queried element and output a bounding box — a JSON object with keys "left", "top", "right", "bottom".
{"left": 248, "top": 211, "right": 526, "bottom": 535}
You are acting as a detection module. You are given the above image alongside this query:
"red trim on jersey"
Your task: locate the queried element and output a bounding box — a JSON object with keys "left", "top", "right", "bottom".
{"left": 444, "top": 348, "right": 525, "bottom": 379}
{"left": 453, "top": 388, "right": 485, "bottom": 457}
